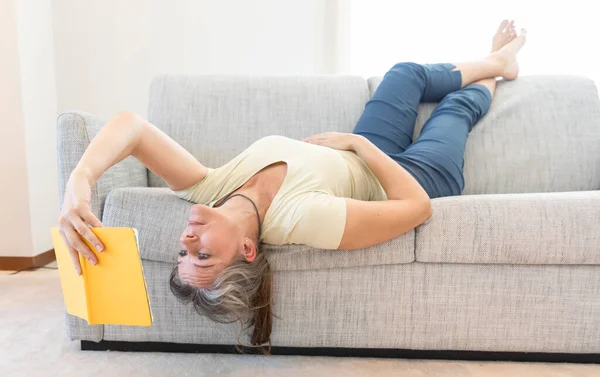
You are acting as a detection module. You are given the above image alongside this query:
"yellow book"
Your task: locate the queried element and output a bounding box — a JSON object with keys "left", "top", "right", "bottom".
{"left": 50, "top": 227, "right": 152, "bottom": 326}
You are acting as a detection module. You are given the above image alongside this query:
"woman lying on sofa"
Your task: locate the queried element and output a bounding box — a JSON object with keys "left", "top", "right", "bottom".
{"left": 58, "top": 20, "right": 526, "bottom": 354}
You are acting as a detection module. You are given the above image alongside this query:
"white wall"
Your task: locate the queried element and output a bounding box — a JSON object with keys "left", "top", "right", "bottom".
{"left": 348, "top": 0, "right": 600, "bottom": 83}
{"left": 53, "top": 0, "right": 335, "bottom": 119}
{"left": 16, "top": 0, "right": 60, "bottom": 255}
{"left": 0, "top": 0, "right": 35, "bottom": 257}
{"left": 0, "top": 0, "right": 337, "bottom": 258}
{"left": 0, "top": 0, "right": 60, "bottom": 257}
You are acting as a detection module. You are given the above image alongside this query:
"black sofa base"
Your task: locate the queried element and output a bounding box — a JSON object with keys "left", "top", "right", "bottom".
{"left": 81, "top": 341, "right": 599, "bottom": 363}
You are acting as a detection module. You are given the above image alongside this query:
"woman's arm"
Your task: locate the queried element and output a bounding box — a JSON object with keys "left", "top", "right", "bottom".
{"left": 73, "top": 111, "right": 208, "bottom": 190}
{"left": 60, "top": 111, "right": 208, "bottom": 274}
{"left": 302, "top": 132, "right": 432, "bottom": 250}
{"left": 351, "top": 134, "right": 429, "bottom": 202}
{"left": 338, "top": 135, "right": 432, "bottom": 249}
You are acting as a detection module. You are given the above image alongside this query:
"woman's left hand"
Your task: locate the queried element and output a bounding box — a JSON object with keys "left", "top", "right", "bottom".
{"left": 302, "top": 132, "right": 361, "bottom": 151}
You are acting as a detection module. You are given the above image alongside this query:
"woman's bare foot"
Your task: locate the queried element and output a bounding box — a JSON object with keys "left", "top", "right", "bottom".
{"left": 491, "top": 19, "right": 517, "bottom": 53}
{"left": 491, "top": 26, "right": 527, "bottom": 81}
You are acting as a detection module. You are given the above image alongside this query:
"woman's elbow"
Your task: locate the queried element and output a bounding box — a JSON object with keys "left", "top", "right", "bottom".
{"left": 111, "top": 111, "right": 148, "bottom": 136}
{"left": 113, "top": 111, "right": 145, "bottom": 127}
{"left": 421, "top": 199, "right": 433, "bottom": 222}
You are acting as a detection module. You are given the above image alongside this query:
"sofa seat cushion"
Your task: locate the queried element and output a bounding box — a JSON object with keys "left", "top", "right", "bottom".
{"left": 416, "top": 191, "right": 600, "bottom": 265}
{"left": 102, "top": 188, "right": 415, "bottom": 271}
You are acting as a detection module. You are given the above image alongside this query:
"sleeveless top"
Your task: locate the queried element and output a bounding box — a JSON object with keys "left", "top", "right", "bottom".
{"left": 173, "top": 135, "right": 387, "bottom": 249}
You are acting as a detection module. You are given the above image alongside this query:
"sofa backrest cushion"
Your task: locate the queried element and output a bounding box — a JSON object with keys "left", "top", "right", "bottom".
{"left": 368, "top": 75, "right": 600, "bottom": 194}
{"left": 147, "top": 75, "right": 369, "bottom": 187}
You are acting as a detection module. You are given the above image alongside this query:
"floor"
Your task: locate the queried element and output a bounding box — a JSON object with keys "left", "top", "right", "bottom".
{"left": 1, "top": 262, "right": 599, "bottom": 377}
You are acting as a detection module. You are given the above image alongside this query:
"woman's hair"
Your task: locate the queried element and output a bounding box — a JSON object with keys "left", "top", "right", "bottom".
{"left": 169, "top": 243, "right": 273, "bottom": 355}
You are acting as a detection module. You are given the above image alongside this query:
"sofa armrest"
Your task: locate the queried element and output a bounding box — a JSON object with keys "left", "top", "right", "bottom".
{"left": 56, "top": 111, "right": 148, "bottom": 220}
{"left": 416, "top": 190, "right": 600, "bottom": 264}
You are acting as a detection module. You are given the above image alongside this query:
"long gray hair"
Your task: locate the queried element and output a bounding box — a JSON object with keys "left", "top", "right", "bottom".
{"left": 169, "top": 246, "right": 273, "bottom": 354}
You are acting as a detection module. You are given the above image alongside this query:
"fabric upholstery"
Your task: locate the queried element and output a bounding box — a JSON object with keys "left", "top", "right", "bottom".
{"left": 416, "top": 191, "right": 600, "bottom": 264}
{"left": 146, "top": 75, "right": 370, "bottom": 187}
{"left": 368, "top": 75, "right": 600, "bottom": 194}
{"left": 101, "top": 188, "right": 415, "bottom": 270}
{"left": 65, "top": 313, "right": 103, "bottom": 342}
{"left": 98, "top": 260, "right": 600, "bottom": 353}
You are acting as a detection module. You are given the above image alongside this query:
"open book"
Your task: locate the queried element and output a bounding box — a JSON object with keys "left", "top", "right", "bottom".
{"left": 50, "top": 227, "right": 152, "bottom": 326}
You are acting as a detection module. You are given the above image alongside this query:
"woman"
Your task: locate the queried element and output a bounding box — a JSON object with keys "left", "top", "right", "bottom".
{"left": 58, "top": 21, "right": 526, "bottom": 353}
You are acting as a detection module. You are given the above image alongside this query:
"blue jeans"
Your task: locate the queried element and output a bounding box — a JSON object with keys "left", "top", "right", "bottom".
{"left": 353, "top": 62, "right": 492, "bottom": 198}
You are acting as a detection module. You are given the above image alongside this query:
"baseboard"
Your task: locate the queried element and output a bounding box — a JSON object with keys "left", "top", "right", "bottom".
{"left": 81, "top": 340, "right": 600, "bottom": 363}
{"left": 0, "top": 249, "right": 55, "bottom": 271}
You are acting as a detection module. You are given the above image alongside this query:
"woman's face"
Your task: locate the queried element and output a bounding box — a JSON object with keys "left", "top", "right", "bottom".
{"left": 177, "top": 204, "right": 245, "bottom": 288}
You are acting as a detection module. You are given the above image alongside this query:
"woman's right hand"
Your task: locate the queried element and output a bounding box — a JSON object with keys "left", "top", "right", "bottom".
{"left": 58, "top": 170, "right": 105, "bottom": 275}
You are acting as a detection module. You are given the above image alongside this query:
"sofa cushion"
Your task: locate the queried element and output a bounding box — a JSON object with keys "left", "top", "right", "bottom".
{"left": 416, "top": 191, "right": 600, "bottom": 265}
{"left": 368, "top": 75, "right": 600, "bottom": 195}
{"left": 147, "top": 75, "right": 370, "bottom": 187}
{"left": 102, "top": 188, "right": 415, "bottom": 271}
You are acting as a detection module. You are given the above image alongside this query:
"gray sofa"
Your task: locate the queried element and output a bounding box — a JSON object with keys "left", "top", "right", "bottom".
{"left": 57, "top": 74, "right": 600, "bottom": 358}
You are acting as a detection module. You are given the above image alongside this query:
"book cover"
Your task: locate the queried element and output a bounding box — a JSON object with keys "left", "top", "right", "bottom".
{"left": 51, "top": 227, "right": 152, "bottom": 326}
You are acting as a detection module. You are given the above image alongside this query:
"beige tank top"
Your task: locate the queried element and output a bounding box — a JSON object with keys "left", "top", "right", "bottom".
{"left": 173, "top": 135, "right": 387, "bottom": 249}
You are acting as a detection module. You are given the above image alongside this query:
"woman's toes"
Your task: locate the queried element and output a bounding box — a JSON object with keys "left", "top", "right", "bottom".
{"left": 497, "top": 19, "right": 508, "bottom": 34}
{"left": 492, "top": 20, "right": 521, "bottom": 52}
{"left": 508, "top": 21, "right": 516, "bottom": 33}
{"left": 507, "top": 30, "right": 515, "bottom": 41}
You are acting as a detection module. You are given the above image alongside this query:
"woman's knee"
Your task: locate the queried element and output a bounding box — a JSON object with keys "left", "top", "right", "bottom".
{"left": 382, "top": 62, "right": 427, "bottom": 92}
{"left": 443, "top": 86, "right": 492, "bottom": 120}
{"left": 460, "top": 85, "right": 492, "bottom": 114}
{"left": 390, "top": 62, "right": 424, "bottom": 75}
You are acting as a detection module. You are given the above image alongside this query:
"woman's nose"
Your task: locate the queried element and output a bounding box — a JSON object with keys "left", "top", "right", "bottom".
{"left": 180, "top": 232, "right": 199, "bottom": 247}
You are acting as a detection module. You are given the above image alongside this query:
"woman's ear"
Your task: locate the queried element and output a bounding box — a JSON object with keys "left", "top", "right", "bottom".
{"left": 242, "top": 238, "right": 257, "bottom": 262}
